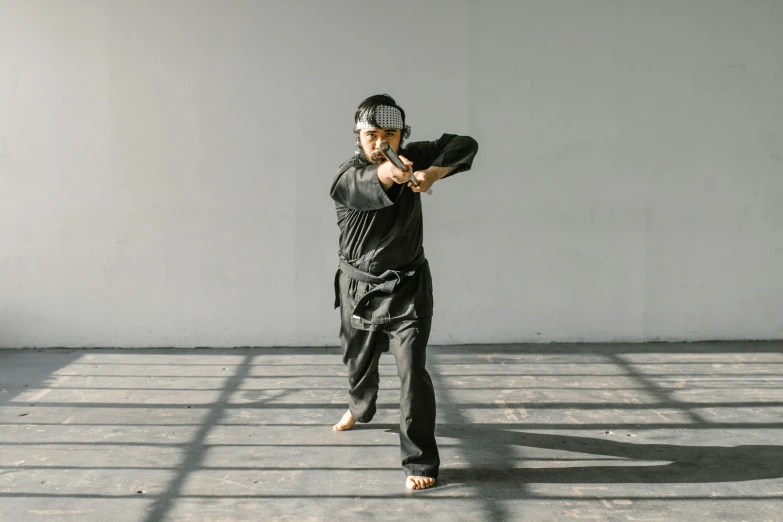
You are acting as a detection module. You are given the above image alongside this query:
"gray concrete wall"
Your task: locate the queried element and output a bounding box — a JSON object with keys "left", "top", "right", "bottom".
{"left": 1, "top": 0, "right": 781, "bottom": 348}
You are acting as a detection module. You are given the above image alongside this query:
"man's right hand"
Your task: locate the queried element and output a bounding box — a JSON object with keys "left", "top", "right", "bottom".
{"left": 378, "top": 155, "right": 414, "bottom": 189}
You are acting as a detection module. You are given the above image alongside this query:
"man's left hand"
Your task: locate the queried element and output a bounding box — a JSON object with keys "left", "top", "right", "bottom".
{"left": 408, "top": 166, "right": 452, "bottom": 193}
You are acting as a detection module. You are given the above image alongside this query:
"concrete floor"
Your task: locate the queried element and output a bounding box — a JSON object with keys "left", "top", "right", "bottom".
{"left": 0, "top": 343, "right": 782, "bottom": 522}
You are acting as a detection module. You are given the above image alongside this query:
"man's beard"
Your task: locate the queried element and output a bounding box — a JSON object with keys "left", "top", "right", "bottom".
{"left": 365, "top": 142, "right": 403, "bottom": 164}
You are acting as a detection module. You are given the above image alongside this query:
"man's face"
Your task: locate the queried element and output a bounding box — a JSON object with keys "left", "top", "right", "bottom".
{"left": 357, "top": 128, "right": 402, "bottom": 164}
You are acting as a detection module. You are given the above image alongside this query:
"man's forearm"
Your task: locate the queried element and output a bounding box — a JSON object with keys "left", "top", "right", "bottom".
{"left": 376, "top": 164, "right": 455, "bottom": 193}
{"left": 427, "top": 166, "right": 455, "bottom": 181}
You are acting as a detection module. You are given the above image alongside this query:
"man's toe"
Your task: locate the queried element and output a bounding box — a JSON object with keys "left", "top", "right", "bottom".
{"left": 406, "top": 476, "right": 436, "bottom": 490}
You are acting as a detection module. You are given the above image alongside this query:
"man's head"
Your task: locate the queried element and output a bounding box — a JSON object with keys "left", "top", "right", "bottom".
{"left": 353, "top": 94, "right": 411, "bottom": 164}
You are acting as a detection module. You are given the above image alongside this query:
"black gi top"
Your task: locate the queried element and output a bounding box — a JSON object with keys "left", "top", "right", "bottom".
{"left": 330, "top": 133, "right": 479, "bottom": 331}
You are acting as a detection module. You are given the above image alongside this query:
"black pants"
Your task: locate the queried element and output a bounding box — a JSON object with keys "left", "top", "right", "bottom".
{"left": 339, "top": 314, "right": 440, "bottom": 479}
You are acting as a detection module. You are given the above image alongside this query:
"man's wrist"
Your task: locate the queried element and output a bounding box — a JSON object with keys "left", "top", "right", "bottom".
{"left": 428, "top": 166, "right": 454, "bottom": 181}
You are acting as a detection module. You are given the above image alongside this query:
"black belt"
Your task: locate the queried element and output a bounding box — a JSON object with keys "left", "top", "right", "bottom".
{"left": 337, "top": 252, "right": 426, "bottom": 323}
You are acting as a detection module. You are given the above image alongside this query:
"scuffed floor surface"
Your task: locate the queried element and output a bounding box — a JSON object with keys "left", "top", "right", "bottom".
{"left": 1, "top": 343, "right": 782, "bottom": 521}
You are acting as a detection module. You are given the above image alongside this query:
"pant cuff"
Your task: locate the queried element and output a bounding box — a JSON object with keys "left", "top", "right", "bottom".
{"left": 405, "top": 470, "right": 438, "bottom": 479}
{"left": 349, "top": 406, "right": 375, "bottom": 424}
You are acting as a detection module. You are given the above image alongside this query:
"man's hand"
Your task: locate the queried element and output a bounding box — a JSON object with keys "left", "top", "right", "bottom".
{"left": 378, "top": 155, "right": 414, "bottom": 189}
{"left": 408, "top": 166, "right": 453, "bottom": 193}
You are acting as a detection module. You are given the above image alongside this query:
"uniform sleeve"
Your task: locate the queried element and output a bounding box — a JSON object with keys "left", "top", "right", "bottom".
{"left": 330, "top": 159, "right": 395, "bottom": 211}
{"left": 403, "top": 133, "right": 479, "bottom": 179}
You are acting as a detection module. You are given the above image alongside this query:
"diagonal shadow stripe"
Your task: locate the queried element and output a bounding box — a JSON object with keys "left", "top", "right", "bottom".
{"left": 428, "top": 355, "right": 515, "bottom": 521}
{"left": 142, "top": 354, "right": 288, "bottom": 522}
{"left": 608, "top": 353, "right": 707, "bottom": 424}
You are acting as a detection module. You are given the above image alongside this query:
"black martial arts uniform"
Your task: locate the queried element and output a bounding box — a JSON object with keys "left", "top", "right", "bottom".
{"left": 330, "top": 133, "right": 479, "bottom": 479}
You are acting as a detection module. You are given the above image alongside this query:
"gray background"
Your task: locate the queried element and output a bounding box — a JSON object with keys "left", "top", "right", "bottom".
{"left": 1, "top": 0, "right": 781, "bottom": 348}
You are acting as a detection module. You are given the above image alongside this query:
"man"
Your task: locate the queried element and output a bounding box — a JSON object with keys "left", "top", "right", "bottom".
{"left": 329, "top": 94, "right": 478, "bottom": 490}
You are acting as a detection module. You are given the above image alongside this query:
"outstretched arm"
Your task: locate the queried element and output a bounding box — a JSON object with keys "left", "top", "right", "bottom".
{"left": 330, "top": 160, "right": 393, "bottom": 211}
{"left": 330, "top": 156, "right": 417, "bottom": 210}
{"left": 403, "top": 133, "right": 479, "bottom": 192}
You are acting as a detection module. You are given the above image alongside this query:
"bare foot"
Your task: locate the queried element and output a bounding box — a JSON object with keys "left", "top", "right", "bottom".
{"left": 406, "top": 476, "right": 436, "bottom": 490}
{"left": 332, "top": 410, "right": 355, "bottom": 431}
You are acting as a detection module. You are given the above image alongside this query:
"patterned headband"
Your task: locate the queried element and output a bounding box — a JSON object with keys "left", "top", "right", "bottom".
{"left": 355, "top": 105, "right": 404, "bottom": 130}
{"left": 355, "top": 104, "right": 411, "bottom": 139}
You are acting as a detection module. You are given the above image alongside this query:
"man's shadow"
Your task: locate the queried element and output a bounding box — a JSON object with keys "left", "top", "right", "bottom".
{"left": 372, "top": 423, "right": 783, "bottom": 485}
{"left": 431, "top": 425, "right": 783, "bottom": 485}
